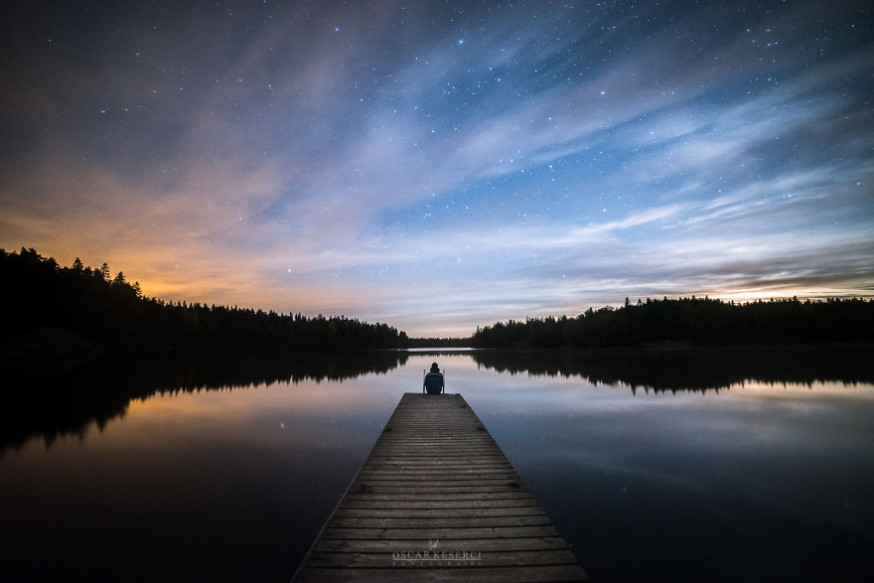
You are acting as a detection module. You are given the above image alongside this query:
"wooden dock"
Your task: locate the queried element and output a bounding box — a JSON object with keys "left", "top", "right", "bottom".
{"left": 293, "top": 393, "right": 588, "bottom": 582}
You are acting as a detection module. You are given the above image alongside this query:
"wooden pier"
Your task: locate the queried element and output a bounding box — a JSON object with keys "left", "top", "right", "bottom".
{"left": 293, "top": 393, "right": 588, "bottom": 582}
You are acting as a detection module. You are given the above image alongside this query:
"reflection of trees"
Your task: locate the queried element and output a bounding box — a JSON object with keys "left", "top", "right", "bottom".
{"left": 471, "top": 345, "right": 874, "bottom": 394}
{"left": 0, "top": 350, "right": 408, "bottom": 455}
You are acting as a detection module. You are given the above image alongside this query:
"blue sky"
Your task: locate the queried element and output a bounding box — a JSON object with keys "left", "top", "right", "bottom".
{"left": 1, "top": 1, "right": 872, "bottom": 336}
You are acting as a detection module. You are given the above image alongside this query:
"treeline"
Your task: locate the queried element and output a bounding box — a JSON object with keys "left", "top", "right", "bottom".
{"left": 407, "top": 336, "right": 473, "bottom": 348}
{"left": 472, "top": 296, "right": 874, "bottom": 348}
{"left": 0, "top": 248, "right": 409, "bottom": 365}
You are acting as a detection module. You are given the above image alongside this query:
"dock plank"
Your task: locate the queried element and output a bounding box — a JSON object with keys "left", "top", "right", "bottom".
{"left": 292, "top": 393, "right": 587, "bottom": 582}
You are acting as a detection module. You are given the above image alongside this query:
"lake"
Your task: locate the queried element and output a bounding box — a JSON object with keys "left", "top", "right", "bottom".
{"left": 1, "top": 345, "right": 873, "bottom": 582}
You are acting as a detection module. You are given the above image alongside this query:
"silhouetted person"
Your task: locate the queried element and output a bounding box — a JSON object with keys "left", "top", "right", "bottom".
{"left": 423, "top": 362, "right": 444, "bottom": 395}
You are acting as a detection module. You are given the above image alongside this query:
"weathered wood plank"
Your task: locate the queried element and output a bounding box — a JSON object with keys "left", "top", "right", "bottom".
{"left": 313, "top": 536, "right": 572, "bottom": 554}
{"left": 334, "top": 506, "right": 546, "bottom": 518}
{"left": 338, "top": 498, "right": 540, "bottom": 511}
{"left": 344, "top": 484, "right": 531, "bottom": 495}
{"left": 366, "top": 457, "right": 512, "bottom": 464}
{"left": 326, "top": 514, "right": 553, "bottom": 529}
{"left": 320, "top": 525, "right": 563, "bottom": 540}
{"left": 354, "top": 474, "right": 524, "bottom": 483}
{"left": 306, "top": 549, "right": 581, "bottom": 568}
{"left": 295, "top": 565, "right": 589, "bottom": 582}
{"left": 292, "top": 393, "right": 587, "bottom": 582}
{"left": 340, "top": 491, "right": 535, "bottom": 503}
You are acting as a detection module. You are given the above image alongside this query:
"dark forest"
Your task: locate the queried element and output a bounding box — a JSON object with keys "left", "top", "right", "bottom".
{"left": 1, "top": 247, "right": 409, "bottom": 375}
{"left": 472, "top": 296, "right": 874, "bottom": 348}
{"left": 4, "top": 248, "right": 873, "bottom": 376}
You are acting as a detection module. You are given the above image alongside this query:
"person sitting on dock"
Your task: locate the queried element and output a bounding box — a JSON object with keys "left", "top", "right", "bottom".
{"left": 423, "top": 362, "right": 445, "bottom": 395}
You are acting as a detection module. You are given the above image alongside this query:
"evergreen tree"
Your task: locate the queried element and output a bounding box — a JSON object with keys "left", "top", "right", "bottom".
{"left": 0, "top": 247, "right": 410, "bottom": 356}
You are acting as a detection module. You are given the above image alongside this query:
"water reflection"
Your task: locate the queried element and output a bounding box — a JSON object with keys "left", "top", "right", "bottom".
{"left": 1, "top": 349, "right": 872, "bottom": 582}
{"left": 0, "top": 373, "right": 406, "bottom": 583}
{"left": 472, "top": 344, "right": 874, "bottom": 393}
{"left": 5, "top": 345, "right": 873, "bottom": 455}
{"left": 1, "top": 350, "right": 409, "bottom": 455}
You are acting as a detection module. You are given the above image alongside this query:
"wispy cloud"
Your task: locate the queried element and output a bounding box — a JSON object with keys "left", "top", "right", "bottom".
{"left": 1, "top": 1, "right": 872, "bottom": 335}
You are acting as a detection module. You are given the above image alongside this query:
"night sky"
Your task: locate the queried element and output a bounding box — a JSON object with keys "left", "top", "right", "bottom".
{"left": 1, "top": 1, "right": 872, "bottom": 337}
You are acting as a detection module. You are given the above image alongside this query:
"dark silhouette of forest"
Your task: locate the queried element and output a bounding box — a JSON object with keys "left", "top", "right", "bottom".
{"left": 407, "top": 336, "right": 473, "bottom": 348}
{"left": 1, "top": 247, "right": 409, "bottom": 375}
{"left": 472, "top": 296, "right": 874, "bottom": 348}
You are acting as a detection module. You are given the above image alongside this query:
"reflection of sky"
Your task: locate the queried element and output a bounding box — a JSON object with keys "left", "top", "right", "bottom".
{"left": 1, "top": 2, "right": 872, "bottom": 336}
{"left": 0, "top": 380, "right": 404, "bottom": 581}
{"left": 2, "top": 354, "right": 873, "bottom": 580}
{"left": 456, "top": 366, "right": 874, "bottom": 581}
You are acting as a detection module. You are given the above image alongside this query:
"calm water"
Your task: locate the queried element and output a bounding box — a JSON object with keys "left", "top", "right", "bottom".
{"left": 1, "top": 347, "right": 873, "bottom": 582}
